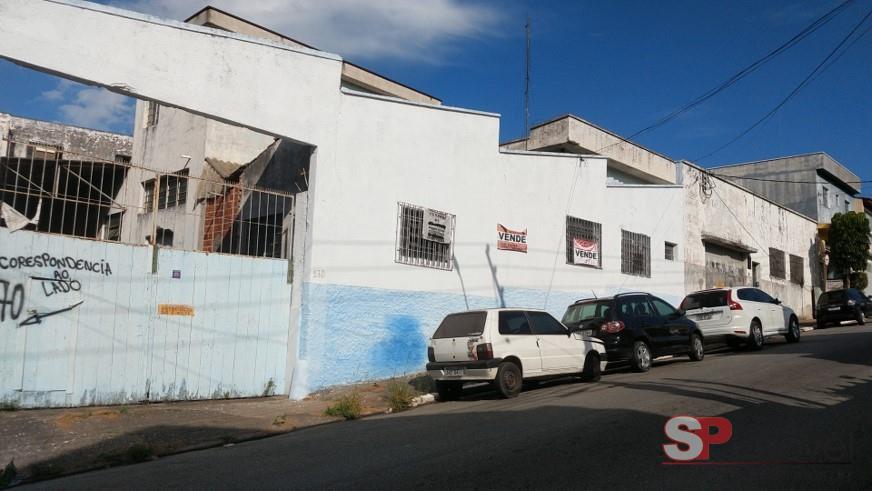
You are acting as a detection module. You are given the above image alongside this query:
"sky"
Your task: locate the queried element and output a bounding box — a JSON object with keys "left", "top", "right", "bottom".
{"left": 0, "top": 0, "right": 870, "bottom": 178}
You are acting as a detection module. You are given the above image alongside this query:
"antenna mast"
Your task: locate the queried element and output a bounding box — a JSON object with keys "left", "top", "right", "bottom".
{"left": 524, "top": 15, "right": 531, "bottom": 150}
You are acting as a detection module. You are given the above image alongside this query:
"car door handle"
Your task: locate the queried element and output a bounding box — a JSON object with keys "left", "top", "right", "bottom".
{"left": 536, "top": 338, "right": 540, "bottom": 347}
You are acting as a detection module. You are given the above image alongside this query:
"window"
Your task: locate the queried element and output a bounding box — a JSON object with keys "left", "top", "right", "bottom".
{"left": 617, "top": 296, "right": 654, "bottom": 320}
{"left": 499, "top": 311, "right": 532, "bottom": 335}
{"left": 822, "top": 186, "right": 829, "bottom": 208}
{"left": 146, "top": 101, "right": 160, "bottom": 127}
{"left": 754, "top": 289, "right": 775, "bottom": 303}
{"left": 769, "top": 247, "right": 785, "bottom": 279}
{"left": 142, "top": 169, "right": 189, "bottom": 211}
{"left": 737, "top": 288, "right": 755, "bottom": 302}
{"left": 566, "top": 216, "right": 601, "bottom": 268}
{"left": 432, "top": 312, "right": 486, "bottom": 339}
{"left": 27, "top": 142, "right": 62, "bottom": 160}
{"left": 665, "top": 242, "right": 677, "bottom": 261}
{"left": 105, "top": 213, "right": 123, "bottom": 241}
{"left": 115, "top": 154, "right": 131, "bottom": 164}
{"left": 650, "top": 297, "right": 678, "bottom": 317}
{"left": 527, "top": 311, "right": 567, "bottom": 335}
{"left": 146, "top": 227, "right": 174, "bottom": 247}
{"left": 562, "top": 301, "right": 613, "bottom": 325}
{"left": 789, "top": 254, "right": 804, "bottom": 285}
{"left": 621, "top": 230, "right": 650, "bottom": 277}
{"left": 680, "top": 290, "right": 728, "bottom": 310}
{"left": 395, "top": 202, "right": 454, "bottom": 270}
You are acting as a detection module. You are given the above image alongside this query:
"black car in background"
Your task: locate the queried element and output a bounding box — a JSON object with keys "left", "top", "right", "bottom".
{"left": 562, "top": 292, "right": 702, "bottom": 372}
{"left": 815, "top": 288, "right": 872, "bottom": 328}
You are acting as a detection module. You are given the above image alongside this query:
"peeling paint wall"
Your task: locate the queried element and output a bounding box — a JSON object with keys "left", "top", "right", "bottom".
{"left": 0, "top": 227, "right": 292, "bottom": 408}
{"left": 0, "top": 112, "right": 132, "bottom": 161}
{"left": 683, "top": 164, "right": 818, "bottom": 320}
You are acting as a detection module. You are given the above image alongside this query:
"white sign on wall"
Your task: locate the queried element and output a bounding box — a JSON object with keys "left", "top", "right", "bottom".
{"left": 423, "top": 208, "right": 453, "bottom": 244}
{"left": 572, "top": 238, "right": 599, "bottom": 266}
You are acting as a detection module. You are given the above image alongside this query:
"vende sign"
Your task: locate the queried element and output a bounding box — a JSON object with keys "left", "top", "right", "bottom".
{"left": 573, "top": 238, "right": 599, "bottom": 266}
{"left": 497, "top": 224, "right": 527, "bottom": 253}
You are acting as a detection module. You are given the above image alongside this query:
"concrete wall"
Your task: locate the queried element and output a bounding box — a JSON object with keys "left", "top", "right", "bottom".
{"left": 683, "top": 164, "right": 818, "bottom": 320}
{"left": 712, "top": 153, "right": 861, "bottom": 223}
{"left": 0, "top": 227, "right": 293, "bottom": 408}
{"left": 0, "top": 112, "right": 132, "bottom": 161}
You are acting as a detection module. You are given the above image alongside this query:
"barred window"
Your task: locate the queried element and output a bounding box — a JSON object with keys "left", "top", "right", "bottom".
{"left": 665, "top": 242, "right": 677, "bottom": 261}
{"left": 621, "top": 230, "right": 650, "bottom": 277}
{"left": 789, "top": 254, "right": 803, "bottom": 285}
{"left": 566, "top": 216, "right": 602, "bottom": 268}
{"left": 395, "top": 202, "right": 454, "bottom": 270}
{"left": 769, "top": 248, "right": 786, "bottom": 279}
{"left": 143, "top": 169, "right": 189, "bottom": 211}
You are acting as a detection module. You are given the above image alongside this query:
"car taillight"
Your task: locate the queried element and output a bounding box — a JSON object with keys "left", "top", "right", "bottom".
{"left": 427, "top": 346, "right": 435, "bottom": 362}
{"left": 602, "top": 321, "right": 625, "bottom": 334}
{"left": 475, "top": 343, "right": 494, "bottom": 360}
{"left": 727, "top": 290, "right": 742, "bottom": 310}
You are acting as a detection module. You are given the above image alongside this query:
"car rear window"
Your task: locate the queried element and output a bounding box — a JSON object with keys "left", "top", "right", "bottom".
{"left": 680, "top": 291, "right": 728, "bottom": 310}
{"left": 819, "top": 291, "right": 846, "bottom": 305}
{"left": 432, "top": 312, "right": 487, "bottom": 339}
{"left": 562, "top": 300, "right": 613, "bottom": 325}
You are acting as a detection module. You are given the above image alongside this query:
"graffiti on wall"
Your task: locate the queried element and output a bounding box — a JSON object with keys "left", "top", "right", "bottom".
{"left": 0, "top": 254, "right": 104, "bottom": 327}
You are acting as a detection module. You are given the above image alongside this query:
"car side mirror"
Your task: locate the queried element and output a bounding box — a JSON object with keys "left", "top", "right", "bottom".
{"left": 773, "top": 298, "right": 781, "bottom": 305}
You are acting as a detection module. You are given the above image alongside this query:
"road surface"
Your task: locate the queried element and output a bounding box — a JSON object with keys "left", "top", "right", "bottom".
{"left": 30, "top": 325, "right": 872, "bottom": 490}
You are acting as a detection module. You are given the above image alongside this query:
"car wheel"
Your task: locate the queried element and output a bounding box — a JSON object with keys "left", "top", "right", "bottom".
{"left": 580, "top": 352, "right": 601, "bottom": 382}
{"left": 785, "top": 316, "right": 800, "bottom": 343}
{"left": 689, "top": 334, "right": 704, "bottom": 361}
{"left": 435, "top": 380, "right": 462, "bottom": 401}
{"left": 630, "top": 341, "right": 652, "bottom": 372}
{"left": 494, "top": 362, "right": 522, "bottom": 398}
{"left": 816, "top": 319, "right": 827, "bottom": 330}
{"left": 748, "top": 320, "right": 764, "bottom": 350}
{"left": 856, "top": 309, "right": 865, "bottom": 326}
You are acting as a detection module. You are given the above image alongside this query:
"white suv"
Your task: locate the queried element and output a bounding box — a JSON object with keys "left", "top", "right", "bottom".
{"left": 679, "top": 287, "right": 800, "bottom": 349}
{"left": 426, "top": 309, "right": 607, "bottom": 399}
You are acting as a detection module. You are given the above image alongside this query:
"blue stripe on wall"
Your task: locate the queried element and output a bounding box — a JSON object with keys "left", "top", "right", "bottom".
{"left": 295, "top": 281, "right": 681, "bottom": 393}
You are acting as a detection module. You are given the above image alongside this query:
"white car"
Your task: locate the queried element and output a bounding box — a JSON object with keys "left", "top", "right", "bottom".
{"left": 426, "top": 308, "right": 607, "bottom": 399}
{"left": 679, "top": 287, "right": 800, "bottom": 349}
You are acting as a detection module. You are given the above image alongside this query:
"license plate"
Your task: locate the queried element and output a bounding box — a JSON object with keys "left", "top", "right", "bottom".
{"left": 695, "top": 313, "right": 713, "bottom": 320}
{"left": 581, "top": 329, "right": 592, "bottom": 337}
{"left": 828, "top": 307, "right": 840, "bottom": 311}
{"left": 444, "top": 368, "right": 464, "bottom": 377}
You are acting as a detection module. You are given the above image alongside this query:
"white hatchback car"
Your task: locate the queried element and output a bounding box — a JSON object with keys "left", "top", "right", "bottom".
{"left": 426, "top": 308, "right": 607, "bottom": 399}
{"left": 679, "top": 287, "right": 801, "bottom": 349}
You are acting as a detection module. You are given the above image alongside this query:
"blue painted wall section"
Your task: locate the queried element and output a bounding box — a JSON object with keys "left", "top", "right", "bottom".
{"left": 295, "top": 281, "right": 683, "bottom": 393}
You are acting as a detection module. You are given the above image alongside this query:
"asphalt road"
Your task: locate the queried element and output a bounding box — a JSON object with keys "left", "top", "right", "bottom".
{"left": 30, "top": 325, "right": 872, "bottom": 490}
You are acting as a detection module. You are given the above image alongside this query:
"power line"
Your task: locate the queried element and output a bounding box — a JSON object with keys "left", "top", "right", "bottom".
{"left": 595, "top": 0, "right": 857, "bottom": 155}
{"left": 711, "top": 173, "right": 872, "bottom": 185}
{"left": 694, "top": 8, "right": 872, "bottom": 162}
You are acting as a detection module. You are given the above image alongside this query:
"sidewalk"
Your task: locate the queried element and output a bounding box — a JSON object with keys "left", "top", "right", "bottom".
{"left": 0, "top": 375, "right": 435, "bottom": 485}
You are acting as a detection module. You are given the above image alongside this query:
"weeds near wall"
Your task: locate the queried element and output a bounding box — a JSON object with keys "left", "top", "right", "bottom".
{"left": 263, "top": 379, "right": 277, "bottom": 397}
{"left": 0, "top": 461, "right": 16, "bottom": 488}
{"left": 324, "top": 393, "right": 362, "bottom": 420}
{"left": 386, "top": 381, "right": 416, "bottom": 413}
{"left": 0, "top": 401, "right": 19, "bottom": 412}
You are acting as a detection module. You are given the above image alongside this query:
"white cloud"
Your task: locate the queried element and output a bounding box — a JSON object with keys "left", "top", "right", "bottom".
{"left": 41, "top": 79, "right": 134, "bottom": 131}
{"left": 114, "top": 0, "right": 506, "bottom": 62}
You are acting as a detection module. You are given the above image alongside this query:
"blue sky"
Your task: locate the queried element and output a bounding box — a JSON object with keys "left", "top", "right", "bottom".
{"left": 1, "top": 0, "right": 869, "bottom": 178}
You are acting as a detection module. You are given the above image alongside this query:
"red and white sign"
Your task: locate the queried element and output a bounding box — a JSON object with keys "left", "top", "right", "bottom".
{"left": 663, "top": 416, "right": 733, "bottom": 462}
{"left": 572, "top": 238, "right": 599, "bottom": 266}
{"left": 497, "top": 224, "right": 527, "bottom": 253}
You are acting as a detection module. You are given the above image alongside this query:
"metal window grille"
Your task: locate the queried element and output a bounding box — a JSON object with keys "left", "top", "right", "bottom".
{"left": 1, "top": 138, "right": 294, "bottom": 259}
{"left": 621, "top": 229, "right": 651, "bottom": 277}
{"left": 27, "top": 141, "right": 62, "bottom": 161}
{"left": 665, "top": 242, "right": 677, "bottom": 261}
{"left": 789, "top": 254, "right": 803, "bottom": 285}
{"left": 395, "top": 202, "right": 454, "bottom": 270}
{"left": 769, "top": 248, "right": 786, "bottom": 279}
{"left": 566, "top": 215, "right": 602, "bottom": 268}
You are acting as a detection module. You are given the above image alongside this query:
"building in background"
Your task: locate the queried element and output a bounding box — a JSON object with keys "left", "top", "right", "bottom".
{"left": 0, "top": 112, "right": 132, "bottom": 162}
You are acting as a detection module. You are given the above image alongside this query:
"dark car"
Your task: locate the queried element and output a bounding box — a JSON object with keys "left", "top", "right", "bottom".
{"left": 816, "top": 288, "right": 872, "bottom": 328}
{"left": 561, "top": 292, "right": 703, "bottom": 372}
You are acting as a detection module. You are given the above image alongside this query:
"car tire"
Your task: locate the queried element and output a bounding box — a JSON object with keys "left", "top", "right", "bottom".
{"left": 689, "top": 334, "right": 704, "bottom": 361}
{"left": 435, "top": 380, "right": 463, "bottom": 401}
{"left": 816, "top": 320, "right": 827, "bottom": 330}
{"left": 856, "top": 309, "right": 865, "bottom": 326}
{"left": 630, "top": 340, "right": 652, "bottom": 372}
{"left": 747, "top": 320, "right": 764, "bottom": 350}
{"left": 785, "top": 316, "right": 801, "bottom": 343}
{"left": 580, "top": 352, "right": 601, "bottom": 382}
{"left": 494, "top": 362, "right": 522, "bottom": 399}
